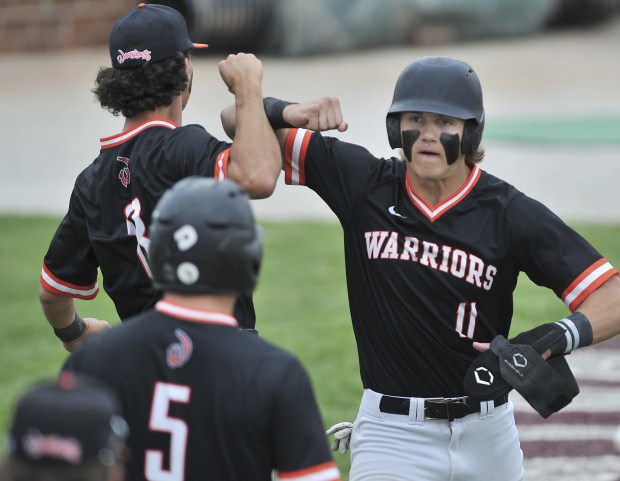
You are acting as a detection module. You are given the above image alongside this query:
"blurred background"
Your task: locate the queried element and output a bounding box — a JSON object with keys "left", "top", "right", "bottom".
{"left": 1, "top": 0, "right": 620, "bottom": 222}
{"left": 1, "top": 0, "right": 619, "bottom": 56}
{"left": 1, "top": 2, "right": 620, "bottom": 481}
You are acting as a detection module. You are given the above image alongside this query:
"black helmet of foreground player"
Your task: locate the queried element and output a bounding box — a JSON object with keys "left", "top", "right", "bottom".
{"left": 149, "top": 177, "right": 262, "bottom": 296}
{"left": 386, "top": 56, "right": 485, "bottom": 161}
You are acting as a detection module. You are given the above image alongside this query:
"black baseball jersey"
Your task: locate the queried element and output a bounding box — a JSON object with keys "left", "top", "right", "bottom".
{"left": 284, "top": 128, "right": 618, "bottom": 398}
{"left": 63, "top": 300, "right": 340, "bottom": 481}
{"left": 40, "top": 119, "right": 255, "bottom": 327}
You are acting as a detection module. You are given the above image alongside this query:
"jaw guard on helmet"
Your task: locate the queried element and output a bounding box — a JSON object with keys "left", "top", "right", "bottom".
{"left": 386, "top": 56, "right": 485, "bottom": 155}
{"left": 149, "top": 177, "right": 262, "bottom": 296}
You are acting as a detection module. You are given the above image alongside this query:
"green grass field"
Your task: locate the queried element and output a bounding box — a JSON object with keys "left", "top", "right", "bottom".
{"left": 1, "top": 214, "right": 619, "bottom": 479}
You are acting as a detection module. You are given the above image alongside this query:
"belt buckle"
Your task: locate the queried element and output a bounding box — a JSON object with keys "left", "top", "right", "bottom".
{"left": 424, "top": 396, "right": 469, "bottom": 421}
{"left": 423, "top": 397, "right": 443, "bottom": 421}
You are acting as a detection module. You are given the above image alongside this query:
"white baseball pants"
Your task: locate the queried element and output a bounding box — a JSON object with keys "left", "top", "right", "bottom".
{"left": 349, "top": 389, "right": 525, "bottom": 481}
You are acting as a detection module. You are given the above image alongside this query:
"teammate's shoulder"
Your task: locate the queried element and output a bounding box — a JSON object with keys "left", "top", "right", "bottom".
{"left": 387, "top": 155, "right": 407, "bottom": 170}
{"left": 73, "top": 162, "right": 99, "bottom": 190}
{"left": 171, "top": 124, "right": 210, "bottom": 138}
{"left": 478, "top": 170, "right": 557, "bottom": 224}
{"left": 368, "top": 154, "right": 407, "bottom": 184}
{"left": 476, "top": 168, "right": 524, "bottom": 198}
{"left": 166, "top": 124, "right": 225, "bottom": 151}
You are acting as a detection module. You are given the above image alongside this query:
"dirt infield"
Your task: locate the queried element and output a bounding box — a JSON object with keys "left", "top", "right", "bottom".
{"left": 514, "top": 336, "right": 620, "bottom": 480}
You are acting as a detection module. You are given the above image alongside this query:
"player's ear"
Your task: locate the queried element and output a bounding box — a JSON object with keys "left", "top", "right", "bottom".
{"left": 182, "top": 54, "right": 193, "bottom": 96}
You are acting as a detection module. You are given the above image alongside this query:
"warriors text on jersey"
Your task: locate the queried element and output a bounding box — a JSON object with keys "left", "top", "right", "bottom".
{"left": 40, "top": 119, "right": 255, "bottom": 327}
{"left": 284, "top": 128, "right": 618, "bottom": 397}
{"left": 63, "top": 300, "right": 340, "bottom": 481}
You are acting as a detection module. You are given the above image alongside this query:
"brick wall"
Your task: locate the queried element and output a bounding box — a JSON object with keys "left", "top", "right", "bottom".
{"left": 0, "top": 0, "right": 133, "bottom": 53}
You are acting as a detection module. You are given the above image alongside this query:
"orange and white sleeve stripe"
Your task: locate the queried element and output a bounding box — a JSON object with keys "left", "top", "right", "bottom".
{"left": 563, "top": 258, "right": 618, "bottom": 311}
{"left": 40, "top": 265, "right": 98, "bottom": 300}
{"left": 214, "top": 148, "right": 231, "bottom": 181}
{"left": 284, "top": 128, "right": 312, "bottom": 186}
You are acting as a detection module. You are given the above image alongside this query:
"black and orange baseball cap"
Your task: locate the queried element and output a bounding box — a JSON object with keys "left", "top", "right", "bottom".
{"left": 109, "top": 3, "right": 209, "bottom": 69}
{"left": 6, "top": 372, "right": 128, "bottom": 467}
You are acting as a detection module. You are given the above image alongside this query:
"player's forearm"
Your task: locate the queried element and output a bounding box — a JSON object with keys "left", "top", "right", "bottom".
{"left": 575, "top": 274, "right": 620, "bottom": 344}
{"left": 39, "top": 286, "right": 76, "bottom": 328}
{"left": 220, "top": 104, "right": 237, "bottom": 140}
{"left": 221, "top": 101, "right": 290, "bottom": 160}
{"left": 227, "top": 85, "right": 281, "bottom": 200}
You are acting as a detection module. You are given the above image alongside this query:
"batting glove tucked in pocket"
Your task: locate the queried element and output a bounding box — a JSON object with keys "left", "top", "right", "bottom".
{"left": 325, "top": 421, "right": 353, "bottom": 454}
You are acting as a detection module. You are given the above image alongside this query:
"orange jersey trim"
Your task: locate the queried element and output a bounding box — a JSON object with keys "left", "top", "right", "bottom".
{"left": 562, "top": 259, "right": 618, "bottom": 311}
{"left": 213, "top": 148, "right": 231, "bottom": 180}
{"left": 284, "top": 128, "right": 312, "bottom": 186}
{"left": 40, "top": 265, "right": 98, "bottom": 300}
{"left": 406, "top": 165, "right": 482, "bottom": 222}
{"left": 100, "top": 118, "right": 177, "bottom": 149}
{"left": 278, "top": 460, "right": 340, "bottom": 480}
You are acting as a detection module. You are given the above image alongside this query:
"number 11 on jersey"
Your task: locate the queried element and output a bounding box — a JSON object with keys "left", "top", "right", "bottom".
{"left": 456, "top": 302, "right": 477, "bottom": 339}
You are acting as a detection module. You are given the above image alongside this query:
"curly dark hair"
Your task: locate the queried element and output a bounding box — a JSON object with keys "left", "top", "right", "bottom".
{"left": 93, "top": 53, "right": 189, "bottom": 118}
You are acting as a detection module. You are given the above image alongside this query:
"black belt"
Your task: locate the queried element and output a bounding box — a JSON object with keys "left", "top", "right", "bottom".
{"left": 379, "top": 394, "right": 509, "bottom": 421}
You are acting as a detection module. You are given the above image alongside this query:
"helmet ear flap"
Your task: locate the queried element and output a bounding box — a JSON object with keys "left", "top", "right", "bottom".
{"left": 386, "top": 114, "right": 402, "bottom": 149}
{"left": 461, "top": 116, "right": 484, "bottom": 155}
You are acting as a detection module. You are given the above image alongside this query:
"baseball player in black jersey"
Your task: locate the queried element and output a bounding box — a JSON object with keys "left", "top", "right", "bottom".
{"left": 38, "top": 3, "right": 287, "bottom": 351}
{"left": 222, "top": 56, "right": 620, "bottom": 480}
{"left": 62, "top": 177, "right": 341, "bottom": 481}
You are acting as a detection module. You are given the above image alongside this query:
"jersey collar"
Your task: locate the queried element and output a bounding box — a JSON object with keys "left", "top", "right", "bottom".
{"left": 406, "top": 164, "right": 481, "bottom": 222}
{"left": 100, "top": 118, "right": 177, "bottom": 149}
{"left": 155, "top": 300, "right": 239, "bottom": 328}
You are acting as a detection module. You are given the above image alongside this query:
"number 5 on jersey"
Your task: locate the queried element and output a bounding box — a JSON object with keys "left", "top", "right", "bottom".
{"left": 146, "top": 382, "right": 191, "bottom": 481}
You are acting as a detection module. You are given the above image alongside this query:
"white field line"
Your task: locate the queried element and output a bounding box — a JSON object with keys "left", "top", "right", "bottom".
{"left": 523, "top": 455, "right": 620, "bottom": 481}
{"left": 511, "top": 387, "right": 620, "bottom": 413}
{"left": 567, "top": 349, "right": 620, "bottom": 383}
{"left": 517, "top": 423, "right": 617, "bottom": 441}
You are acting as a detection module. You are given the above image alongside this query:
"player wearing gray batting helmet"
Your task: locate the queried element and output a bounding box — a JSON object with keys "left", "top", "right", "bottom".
{"left": 62, "top": 177, "right": 341, "bottom": 481}
{"left": 221, "top": 54, "right": 620, "bottom": 480}
{"left": 149, "top": 177, "right": 262, "bottom": 296}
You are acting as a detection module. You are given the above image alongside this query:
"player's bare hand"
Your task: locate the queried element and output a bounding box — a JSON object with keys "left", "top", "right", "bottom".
{"left": 63, "top": 318, "right": 111, "bottom": 352}
{"left": 284, "top": 97, "right": 348, "bottom": 132}
{"left": 218, "top": 53, "right": 263, "bottom": 95}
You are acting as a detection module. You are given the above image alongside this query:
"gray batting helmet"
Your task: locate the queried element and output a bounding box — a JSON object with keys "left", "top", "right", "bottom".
{"left": 386, "top": 56, "right": 485, "bottom": 154}
{"left": 149, "top": 177, "right": 262, "bottom": 295}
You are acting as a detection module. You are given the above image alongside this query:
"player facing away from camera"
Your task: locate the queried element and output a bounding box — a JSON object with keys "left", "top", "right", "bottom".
{"left": 38, "top": 3, "right": 278, "bottom": 347}
{"left": 62, "top": 177, "right": 341, "bottom": 481}
{"left": 222, "top": 56, "right": 620, "bottom": 480}
{"left": 38, "top": 2, "right": 292, "bottom": 351}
